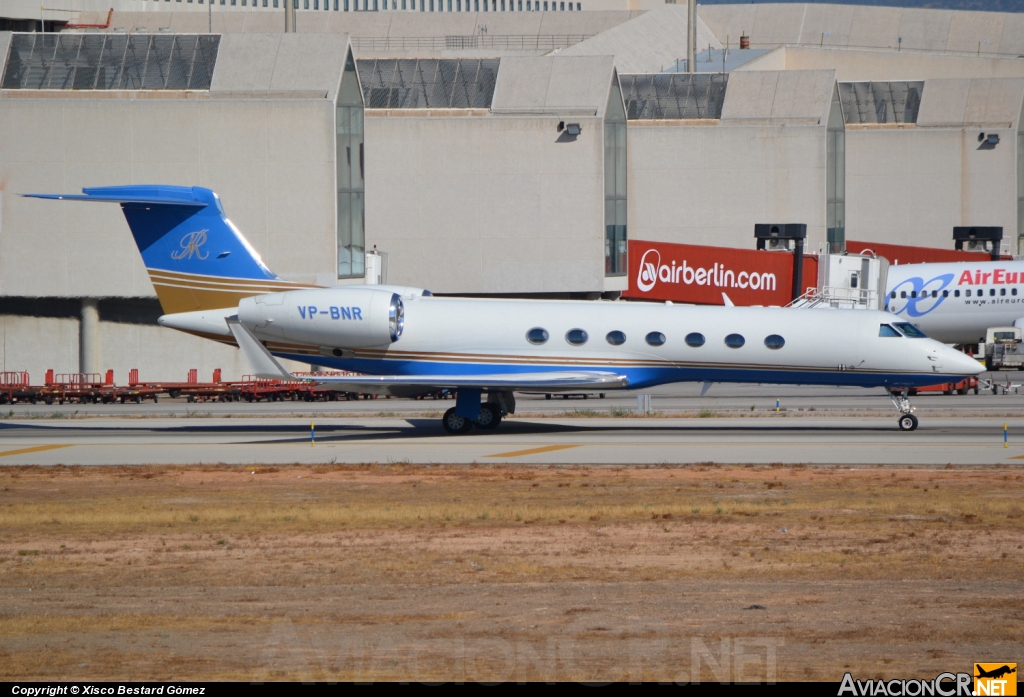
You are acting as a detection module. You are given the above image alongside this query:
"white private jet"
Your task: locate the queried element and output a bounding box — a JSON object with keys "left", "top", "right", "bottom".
{"left": 885, "top": 259, "right": 1024, "bottom": 345}
{"left": 28, "top": 186, "right": 982, "bottom": 432}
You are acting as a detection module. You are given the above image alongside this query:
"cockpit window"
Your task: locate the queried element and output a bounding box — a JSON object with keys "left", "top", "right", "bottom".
{"left": 893, "top": 322, "right": 928, "bottom": 338}
{"left": 879, "top": 324, "right": 901, "bottom": 337}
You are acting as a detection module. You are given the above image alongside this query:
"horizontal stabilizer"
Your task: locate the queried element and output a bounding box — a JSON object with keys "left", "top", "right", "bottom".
{"left": 227, "top": 318, "right": 629, "bottom": 392}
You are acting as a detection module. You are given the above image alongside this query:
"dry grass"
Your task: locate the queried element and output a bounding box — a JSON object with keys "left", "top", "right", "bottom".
{"left": 1, "top": 464, "right": 1022, "bottom": 681}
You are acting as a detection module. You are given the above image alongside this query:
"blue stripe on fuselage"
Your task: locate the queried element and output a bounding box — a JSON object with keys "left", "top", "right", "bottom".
{"left": 275, "top": 353, "right": 968, "bottom": 389}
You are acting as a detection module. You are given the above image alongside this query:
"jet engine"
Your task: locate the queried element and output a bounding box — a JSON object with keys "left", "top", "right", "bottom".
{"left": 238, "top": 288, "right": 404, "bottom": 349}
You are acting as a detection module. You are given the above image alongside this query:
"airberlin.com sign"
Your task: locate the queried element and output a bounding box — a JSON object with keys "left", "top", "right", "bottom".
{"left": 623, "top": 240, "right": 818, "bottom": 306}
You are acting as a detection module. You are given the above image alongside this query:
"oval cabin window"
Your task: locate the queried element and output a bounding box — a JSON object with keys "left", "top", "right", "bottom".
{"left": 566, "top": 329, "right": 589, "bottom": 346}
{"left": 606, "top": 331, "right": 626, "bottom": 346}
{"left": 526, "top": 328, "right": 549, "bottom": 345}
{"left": 645, "top": 332, "right": 666, "bottom": 347}
{"left": 725, "top": 334, "right": 745, "bottom": 348}
{"left": 685, "top": 332, "right": 705, "bottom": 347}
{"left": 764, "top": 335, "right": 785, "bottom": 350}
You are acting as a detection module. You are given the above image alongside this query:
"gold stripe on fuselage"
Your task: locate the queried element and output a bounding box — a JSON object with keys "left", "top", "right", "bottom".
{"left": 147, "top": 268, "right": 320, "bottom": 314}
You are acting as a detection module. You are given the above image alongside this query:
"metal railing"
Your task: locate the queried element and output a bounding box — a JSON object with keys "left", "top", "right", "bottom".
{"left": 351, "top": 34, "right": 591, "bottom": 52}
{"left": 787, "top": 286, "right": 878, "bottom": 310}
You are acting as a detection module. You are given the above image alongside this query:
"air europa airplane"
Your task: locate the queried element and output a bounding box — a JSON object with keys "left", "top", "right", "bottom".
{"left": 886, "top": 260, "right": 1024, "bottom": 345}
{"left": 28, "top": 186, "right": 982, "bottom": 433}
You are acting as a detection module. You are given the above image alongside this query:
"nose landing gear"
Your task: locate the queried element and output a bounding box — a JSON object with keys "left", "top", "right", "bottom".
{"left": 889, "top": 389, "right": 919, "bottom": 431}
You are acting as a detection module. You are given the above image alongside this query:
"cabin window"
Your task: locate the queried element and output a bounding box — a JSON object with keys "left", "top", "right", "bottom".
{"left": 526, "top": 328, "right": 549, "bottom": 345}
{"left": 685, "top": 332, "right": 705, "bottom": 347}
{"left": 942, "top": 290, "right": 948, "bottom": 297}
{"left": 1001, "top": 288, "right": 1007, "bottom": 296}
{"left": 890, "top": 291, "right": 896, "bottom": 299}
{"left": 966, "top": 290, "right": 972, "bottom": 297}
{"left": 606, "top": 331, "right": 626, "bottom": 346}
{"left": 900, "top": 291, "right": 907, "bottom": 299}
{"left": 1014, "top": 288, "right": 1018, "bottom": 296}
{"left": 955, "top": 290, "right": 961, "bottom": 297}
{"left": 911, "top": 291, "right": 917, "bottom": 298}
{"left": 764, "top": 334, "right": 785, "bottom": 349}
{"left": 645, "top": 332, "right": 666, "bottom": 347}
{"left": 879, "top": 324, "right": 901, "bottom": 337}
{"left": 990, "top": 288, "right": 996, "bottom": 296}
{"left": 566, "top": 329, "right": 588, "bottom": 345}
{"left": 724, "top": 333, "right": 745, "bottom": 348}
{"left": 893, "top": 322, "right": 928, "bottom": 338}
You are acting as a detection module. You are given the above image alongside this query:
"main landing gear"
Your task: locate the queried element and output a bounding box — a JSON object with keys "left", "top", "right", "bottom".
{"left": 441, "top": 391, "right": 514, "bottom": 434}
{"left": 888, "top": 389, "right": 919, "bottom": 431}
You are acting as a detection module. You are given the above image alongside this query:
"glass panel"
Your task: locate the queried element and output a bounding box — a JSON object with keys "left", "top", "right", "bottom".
{"left": 337, "top": 51, "right": 366, "bottom": 279}
{"left": 838, "top": 82, "right": 924, "bottom": 125}
{"left": 604, "top": 79, "right": 627, "bottom": 276}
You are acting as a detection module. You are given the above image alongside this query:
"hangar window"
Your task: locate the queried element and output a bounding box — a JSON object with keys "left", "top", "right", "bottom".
{"left": 764, "top": 335, "right": 785, "bottom": 349}
{"left": 645, "top": 332, "right": 666, "bottom": 347}
{"left": 1, "top": 33, "right": 219, "bottom": 90}
{"left": 685, "top": 333, "right": 705, "bottom": 347}
{"left": 526, "top": 328, "right": 549, "bottom": 345}
{"left": 725, "top": 334, "right": 745, "bottom": 348}
{"left": 619, "top": 73, "right": 728, "bottom": 120}
{"left": 606, "top": 331, "right": 626, "bottom": 346}
{"left": 357, "top": 58, "right": 500, "bottom": 109}
{"left": 337, "top": 50, "right": 366, "bottom": 279}
{"left": 879, "top": 324, "right": 901, "bottom": 337}
{"left": 605, "top": 75, "right": 628, "bottom": 276}
{"left": 566, "top": 329, "right": 589, "bottom": 346}
{"left": 827, "top": 83, "right": 845, "bottom": 252}
{"left": 838, "top": 82, "right": 924, "bottom": 125}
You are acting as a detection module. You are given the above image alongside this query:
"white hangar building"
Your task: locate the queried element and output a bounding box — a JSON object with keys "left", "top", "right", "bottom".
{"left": 0, "top": 3, "right": 1023, "bottom": 381}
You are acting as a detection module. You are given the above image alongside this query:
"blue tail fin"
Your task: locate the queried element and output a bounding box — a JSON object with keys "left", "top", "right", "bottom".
{"left": 26, "top": 185, "right": 311, "bottom": 314}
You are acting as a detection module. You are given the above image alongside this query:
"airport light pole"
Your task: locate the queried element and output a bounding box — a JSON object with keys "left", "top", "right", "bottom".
{"left": 285, "top": 0, "right": 295, "bottom": 32}
{"left": 687, "top": 0, "right": 696, "bottom": 74}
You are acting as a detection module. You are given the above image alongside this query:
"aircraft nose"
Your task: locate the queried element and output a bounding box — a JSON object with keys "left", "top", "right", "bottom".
{"left": 945, "top": 346, "right": 985, "bottom": 375}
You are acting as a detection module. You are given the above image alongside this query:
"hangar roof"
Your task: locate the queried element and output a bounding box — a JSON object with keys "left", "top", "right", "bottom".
{"left": 916, "top": 77, "right": 1024, "bottom": 129}
{"left": 720, "top": 69, "right": 835, "bottom": 126}
{"left": 558, "top": 5, "right": 721, "bottom": 75}
{"left": 210, "top": 33, "right": 350, "bottom": 101}
{"left": 490, "top": 54, "right": 614, "bottom": 117}
{"left": 699, "top": 2, "right": 1024, "bottom": 58}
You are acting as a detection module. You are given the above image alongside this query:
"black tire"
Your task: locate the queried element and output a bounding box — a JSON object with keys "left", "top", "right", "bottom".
{"left": 599, "top": 393, "right": 606, "bottom": 399}
{"left": 898, "top": 414, "right": 918, "bottom": 431}
{"left": 545, "top": 394, "right": 551, "bottom": 400}
{"left": 973, "top": 386, "right": 979, "bottom": 395}
{"left": 957, "top": 388, "right": 967, "bottom": 395}
{"left": 475, "top": 403, "right": 502, "bottom": 430}
{"left": 442, "top": 407, "right": 473, "bottom": 434}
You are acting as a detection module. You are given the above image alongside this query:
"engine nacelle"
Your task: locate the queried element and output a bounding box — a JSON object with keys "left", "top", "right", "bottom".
{"left": 238, "top": 288, "right": 404, "bottom": 349}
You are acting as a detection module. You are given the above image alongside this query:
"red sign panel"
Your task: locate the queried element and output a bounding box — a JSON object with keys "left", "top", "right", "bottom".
{"left": 623, "top": 240, "right": 818, "bottom": 306}
{"left": 846, "top": 240, "right": 996, "bottom": 265}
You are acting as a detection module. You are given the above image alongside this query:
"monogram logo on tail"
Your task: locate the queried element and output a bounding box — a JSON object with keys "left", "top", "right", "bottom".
{"left": 171, "top": 230, "right": 210, "bottom": 261}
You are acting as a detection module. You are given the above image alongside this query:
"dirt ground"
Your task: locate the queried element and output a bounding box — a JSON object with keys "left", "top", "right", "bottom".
{"left": 1, "top": 463, "right": 1021, "bottom": 682}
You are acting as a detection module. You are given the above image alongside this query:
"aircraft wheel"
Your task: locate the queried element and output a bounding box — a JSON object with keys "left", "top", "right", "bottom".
{"left": 475, "top": 403, "right": 502, "bottom": 430}
{"left": 442, "top": 407, "right": 473, "bottom": 435}
{"left": 898, "top": 414, "right": 918, "bottom": 432}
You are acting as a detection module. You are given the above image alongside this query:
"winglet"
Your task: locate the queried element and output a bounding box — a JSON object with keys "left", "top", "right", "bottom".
{"left": 721, "top": 293, "right": 735, "bottom": 307}
{"left": 226, "top": 318, "right": 297, "bottom": 381}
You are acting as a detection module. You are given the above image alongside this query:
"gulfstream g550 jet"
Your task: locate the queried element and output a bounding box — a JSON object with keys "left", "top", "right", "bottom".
{"left": 28, "top": 186, "right": 982, "bottom": 432}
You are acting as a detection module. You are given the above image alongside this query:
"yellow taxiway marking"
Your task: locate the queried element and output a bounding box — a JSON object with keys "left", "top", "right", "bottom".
{"left": 484, "top": 444, "right": 581, "bottom": 458}
{"left": 0, "top": 444, "right": 73, "bottom": 458}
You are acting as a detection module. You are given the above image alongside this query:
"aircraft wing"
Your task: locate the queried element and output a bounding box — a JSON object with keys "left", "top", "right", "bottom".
{"left": 226, "top": 319, "right": 629, "bottom": 392}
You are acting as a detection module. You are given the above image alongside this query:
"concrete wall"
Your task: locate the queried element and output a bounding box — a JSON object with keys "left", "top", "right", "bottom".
{"left": 364, "top": 111, "right": 606, "bottom": 293}
{"left": 0, "top": 94, "right": 338, "bottom": 297}
{"left": 628, "top": 122, "right": 828, "bottom": 252}
{"left": 845, "top": 127, "right": 1018, "bottom": 252}
{"left": 0, "top": 314, "right": 308, "bottom": 383}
